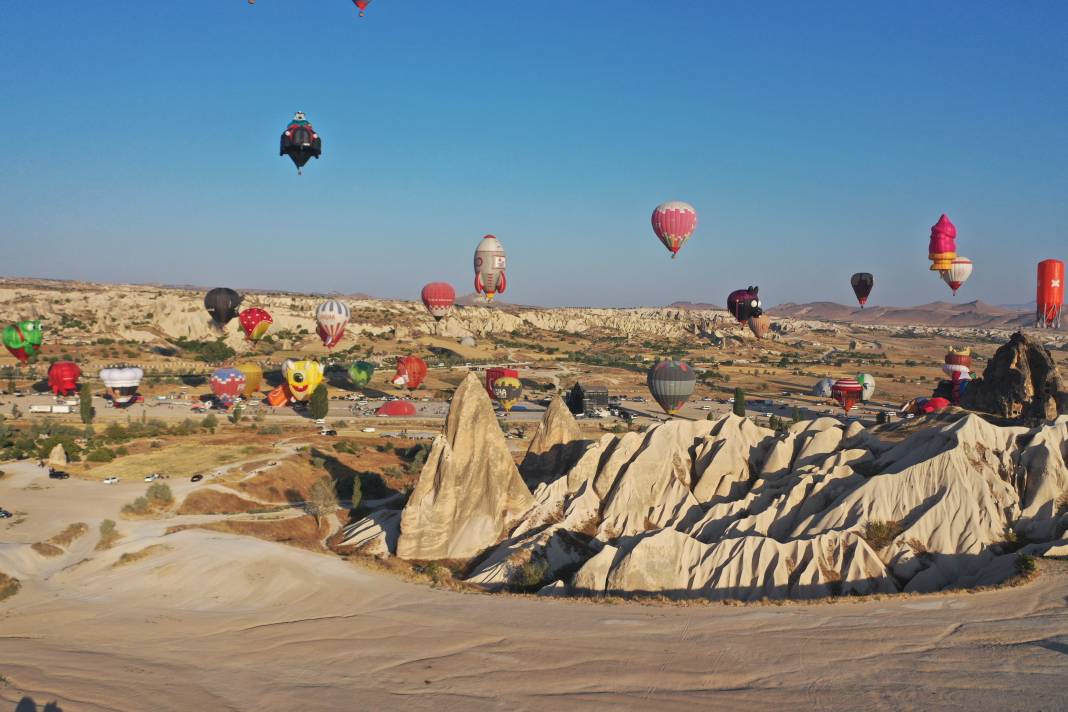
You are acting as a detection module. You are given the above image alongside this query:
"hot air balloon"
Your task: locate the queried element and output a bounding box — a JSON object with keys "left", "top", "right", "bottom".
{"left": 943, "top": 347, "right": 972, "bottom": 380}
{"left": 47, "top": 361, "right": 81, "bottom": 396}
{"left": 747, "top": 314, "right": 771, "bottom": 340}
{"left": 347, "top": 361, "right": 375, "bottom": 388}
{"left": 646, "top": 360, "right": 696, "bottom": 415}
{"left": 280, "top": 112, "right": 322, "bottom": 175}
{"left": 210, "top": 367, "right": 246, "bottom": 407}
{"left": 315, "top": 300, "right": 350, "bottom": 348}
{"left": 282, "top": 359, "right": 324, "bottom": 402}
{"left": 238, "top": 307, "right": 273, "bottom": 341}
{"left": 236, "top": 363, "right": 263, "bottom": 396}
{"left": 376, "top": 401, "right": 416, "bottom": 417}
{"left": 485, "top": 367, "right": 518, "bottom": 400}
{"left": 850, "top": 273, "right": 874, "bottom": 307}
{"left": 831, "top": 378, "right": 863, "bottom": 414}
{"left": 354, "top": 0, "right": 372, "bottom": 16}
{"left": 204, "top": 288, "right": 242, "bottom": 329}
{"left": 100, "top": 366, "right": 143, "bottom": 407}
{"left": 474, "top": 235, "right": 507, "bottom": 301}
{"left": 727, "top": 287, "right": 762, "bottom": 323}
{"left": 392, "top": 356, "right": 427, "bottom": 391}
{"left": 3, "top": 320, "right": 43, "bottom": 363}
{"left": 1036, "top": 259, "right": 1064, "bottom": 329}
{"left": 651, "top": 201, "right": 697, "bottom": 259}
{"left": 421, "top": 282, "right": 456, "bottom": 321}
{"left": 856, "top": 373, "right": 876, "bottom": 402}
{"left": 940, "top": 257, "right": 972, "bottom": 295}
{"left": 928, "top": 214, "right": 957, "bottom": 272}
{"left": 921, "top": 397, "right": 951, "bottom": 414}
{"left": 812, "top": 377, "right": 834, "bottom": 398}
{"left": 491, "top": 376, "right": 523, "bottom": 412}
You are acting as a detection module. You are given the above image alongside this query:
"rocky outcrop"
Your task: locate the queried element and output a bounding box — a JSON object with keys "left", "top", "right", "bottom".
{"left": 48, "top": 443, "right": 68, "bottom": 467}
{"left": 460, "top": 411, "right": 1068, "bottom": 601}
{"left": 335, "top": 510, "right": 400, "bottom": 557}
{"left": 396, "top": 373, "right": 534, "bottom": 561}
{"left": 962, "top": 331, "right": 1068, "bottom": 420}
{"left": 519, "top": 396, "right": 591, "bottom": 484}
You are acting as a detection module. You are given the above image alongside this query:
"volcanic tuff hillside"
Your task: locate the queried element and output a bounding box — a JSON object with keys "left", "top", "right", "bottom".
{"left": 344, "top": 376, "right": 1068, "bottom": 601}
{"left": 768, "top": 300, "right": 1031, "bottom": 328}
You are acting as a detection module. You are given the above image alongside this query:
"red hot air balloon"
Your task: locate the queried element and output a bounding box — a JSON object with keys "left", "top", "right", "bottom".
{"left": 48, "top": 361, "right": 81, "bottom": 396}
{"left": 485, "top": 367, "right": 518, "bottom": 400}
{"left": 392, "top": 356, "right": 427, "bottom": 391}
{"left": 376, "top": 401, "right": 416, "bottom": 417}
{"left": 831, "top": 378, "right": 863, "bottom": 414}
{"left": 651, "top": 201, "right": 697, "bottom": 259}
{"left": 1036, "top": 259, "right": 1064, "bottom": 329}
{"left": 238, "top": 308, "right": 273, "bottom": 341}
{"left": 210, "top": 367, "right": 246, "bottom": 408}
{"left": 421, "top": 283, "right": 456, "bottom": 321}
{"left": 354, "top": 0, "right": 371, "bottom": 17}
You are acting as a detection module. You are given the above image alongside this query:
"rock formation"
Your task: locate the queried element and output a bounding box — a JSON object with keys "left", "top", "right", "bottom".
{"left": 395, "top": 373, "right": 534, "bottom": 561}
{"left": 962, "top": 331, "right": 1068, "bottom": 420}
{"left": 48, "top": 443, "right": 68, "bottom": 467}
{"left": 519, "top": 396, "right": 591, "bottom": 484}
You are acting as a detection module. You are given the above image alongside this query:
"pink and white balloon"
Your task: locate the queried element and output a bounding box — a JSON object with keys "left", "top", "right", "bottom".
{"left": 651, "top": 201, "right": 698, "bottom": 259}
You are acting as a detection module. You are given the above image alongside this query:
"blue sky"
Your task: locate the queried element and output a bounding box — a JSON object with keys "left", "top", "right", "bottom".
{"left": 2, "top": 1, "right": 1066, "bottom": 308}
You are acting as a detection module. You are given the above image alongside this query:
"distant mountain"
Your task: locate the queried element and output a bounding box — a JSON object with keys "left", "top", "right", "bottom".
{"left": 668, "top": 301, "right": 723, "bottom": 311}
{"left": 767, "top": 300, "right": 1030, "bottom": 328}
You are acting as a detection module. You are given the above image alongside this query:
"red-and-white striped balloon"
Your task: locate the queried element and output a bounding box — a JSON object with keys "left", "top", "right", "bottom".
{"left": 940, "top": 256, "right": 973, "bottom": 295}
{"left": 421, "top": 283, "right": 456, "bottom": 321}
{"left": 651, "top": 201, "right": 698, "bottom": 258}
{"left": 315, "top": 300, "right": 350, "bottom": 349}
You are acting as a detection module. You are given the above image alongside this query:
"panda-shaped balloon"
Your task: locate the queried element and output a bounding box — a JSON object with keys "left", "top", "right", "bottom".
{"left": 726, "top": 286, "right": 763, "bottom": 323}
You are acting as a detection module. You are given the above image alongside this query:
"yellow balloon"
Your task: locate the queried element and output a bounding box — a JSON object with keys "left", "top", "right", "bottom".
{"left": 236, "top": 363, "right": 263, "bottom": 396}
{"left": 283, "top": 359, "right": 324, "bottom": 402}
{"left": 491, "top": 375, "right": 523, "bottom": 412}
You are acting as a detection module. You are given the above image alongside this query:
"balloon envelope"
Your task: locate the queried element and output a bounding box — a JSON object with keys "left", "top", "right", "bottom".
{"left": 727, "top": 287, "right": 762, "bottom": 323}
{"left": 474, "top": 235, "right": 507, "bottom": 300}
{"left": 651, "top": 201, "right": 697, "bottom": 258}
{"left": 491, "top": 376, "right": 523, "bottom": 412}
{"left": 856, "top": 373, "right": 876, "bottom": 402}
{"left": 100, "top": 366, "right": 144, "bottom": 406}
{"left": 348, "top": 361, "right": 375, "bottom": 387}
{"left": 238, "top": 308, "right": 273, "bottom": 341}
{"left": 421, "top": 283, "right": 456, "bottom": 321}
{"left": 392, "top": 356, "right": 427, "bottom": 390}
{"left": 812, "top": 378, "right": 834, "bottom": 398}
{"left": 850, "top": 273, "right": 874, "bottom": 306}
{"left": 236, "top": 363, "right": 263, "bottom": 396}
{"left": 376, "top": 400, "right": 416, "bottom": 417}
{"left": 1036, "top": 259, "right": 1064, "bottom": 328}
{"left": 3, "top": 320, "right": 43, "bottom": 363}
{"left": 831, "top": 378, "right": 863, "bottom": 413}
{"left": 940, "top": 257, "right": 972, "bottom": 295}
{"left": 204, "top": 288, "right": 242, "bottom": 329}
{"left": 315, "top": 300, "right": 351, "bottom": 348}
{"left": 283, "top": 359, "right": 324, "bottom": 402}
{"left": 647, "top": 360, "right": 696, "bottom": 415}
{"left": 48, "top": 361, "right": 81, "bottom": 396}
{"left": 747, "top": 314, "right": 771, "bottom": 340}
{"left": 210, "top": 367, "right": 246, "bottom": 406}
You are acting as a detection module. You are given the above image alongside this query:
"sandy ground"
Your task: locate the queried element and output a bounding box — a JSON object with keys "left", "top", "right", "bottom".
{"left": 2, "top": 462, "right": 1067, "bottom": 711}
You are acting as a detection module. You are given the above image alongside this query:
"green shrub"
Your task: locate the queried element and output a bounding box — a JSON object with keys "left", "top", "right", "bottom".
{"left": 861, "top": 520, "right": 903, "bottom": 550}
{"left": 510, "top": 558, "right": 550, "bottom": 592}
{"left": 86, "top": 447, "right": 116, "bottom": 463}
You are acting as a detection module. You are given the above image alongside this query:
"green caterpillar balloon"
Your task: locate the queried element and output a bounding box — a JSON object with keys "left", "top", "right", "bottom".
{"left": 347, "top": 361, "right": 375, "bottom": 388}
{"left": 3, "top": 320, "right": 43, "bottom": 363}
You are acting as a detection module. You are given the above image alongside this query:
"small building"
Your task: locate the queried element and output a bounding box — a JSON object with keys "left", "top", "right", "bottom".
{"left": 567, "top": 381, "right": 609, "bottom": 416}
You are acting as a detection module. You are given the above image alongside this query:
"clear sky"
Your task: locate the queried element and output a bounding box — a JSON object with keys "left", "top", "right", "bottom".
{"left": 2, "top": 1, "right": 1066, "bottom": 308}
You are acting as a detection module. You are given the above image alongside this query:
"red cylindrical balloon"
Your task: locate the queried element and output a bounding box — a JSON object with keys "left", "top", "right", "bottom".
{"left": 831, "top": 378, "right": 863, "bottom": 414}
{"left": 1037, "top": 259, "right": 1064, "bottom": 329}
{"left": 421, "top": 283, "right": 456, "bottom": 321}
{"left": 48, "top": 361, "right": 81, "bottom": 396}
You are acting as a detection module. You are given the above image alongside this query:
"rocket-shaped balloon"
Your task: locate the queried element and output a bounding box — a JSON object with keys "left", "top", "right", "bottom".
{"left": 928, "top": 214, "right": 957, "bottom": 271}
{"left": 474, "top": 235, "right": 507, "bottom": 301}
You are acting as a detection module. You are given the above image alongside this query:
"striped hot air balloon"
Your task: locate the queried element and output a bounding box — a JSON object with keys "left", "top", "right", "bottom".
{"left": 748, "top": 314, "right": 771, "bottom": 340}
{"left": 940, "top": 257, "right": 972, "bottom": 295}
{"left": 421, "top": 283, "right": 456, "bottom": 321}
{"left": 651, "top": 201, "right": 697, "bottom": 258}
{"left": 315, "top": 300, "right": 350, "bottom": 348}
{"left": 647, "top": 360, "right": 696, "bottom": 415}
{"left": 831, "top": 378, "right": 863, "bottom": 414}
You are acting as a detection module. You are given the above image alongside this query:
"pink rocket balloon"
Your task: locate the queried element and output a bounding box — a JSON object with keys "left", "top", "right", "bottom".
{"left": 928, "top": 214, "right": 957, "bottom": 272}
{"left": 651, "top": 201, "right": 698, "bottom": 259}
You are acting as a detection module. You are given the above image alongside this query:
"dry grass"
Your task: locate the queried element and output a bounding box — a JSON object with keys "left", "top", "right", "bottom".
{"left": 167, "top": 515, "right": 329, "bottom": 552}
{"left": 77, "top": 442, "right": 270, "bottom": 479}
{"left": 49, "top": 522, "right": 89, "bottom": 547}
{"left": 96, "top": 519, "right": 122, "bottom": 551}
{"left": 0, "top": 572, "right": 20, "bottom": 603}
{"left": 113, "top": 544, "right": 172, "bottom": 567}
{"left": 861, "top": 520, "right": 904, "bottom": 550}
{"left": 30, "top": 542, "right": 64, "bottom": 557}
{"left": 177, "top": 489, "right": 285, "bottom": 515}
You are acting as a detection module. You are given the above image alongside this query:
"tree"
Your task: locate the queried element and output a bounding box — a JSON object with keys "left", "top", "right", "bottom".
{"left": 228, "top": 404, "right": 245, "bottom": 425}
{"left": 307, "top": 476, "right": 339, "bottom": 526}
{"left": 79, "top": 383, "right": 94, "bottom": 425}
{"left": 201, "top": 413, "right": 218, "bottom": 433}
{"left": 791, "top": 406, "right": 802, "bottom": 424}
{"left": 309, "top": 383, "right": 329, "bottom": 420}
{"left": 732, "top": 388, "right": 746, "bottom": 417}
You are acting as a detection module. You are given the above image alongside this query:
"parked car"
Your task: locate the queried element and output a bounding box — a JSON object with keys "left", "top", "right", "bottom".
{"left": 190, "top": 474, "right": 204, "bottom": 483}
{"left": 143, "top": 473, "right": 160, "bottom": 482}
{"left": 700, "top": 405, "right": 712, "bottom": 411}
{"left": 361, "top": 427, "right": 376, "bottom": 433}
{"left": 0, "top": 508, "right": 13, "bottom": 519}
{"left": 314, "top": 418, "right": 326, "bottom": 425}
{"left": 319, "top": 429, "right": 338, "bottom": 437}
{"left": 48, "top": 469, "right": 70, "bottom": 480}
{"left": 103, "top": 476, "right": 119, "bottom": 485}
